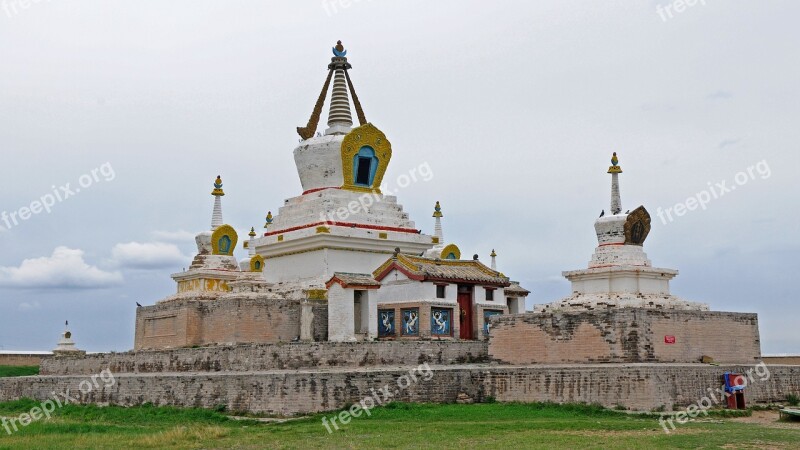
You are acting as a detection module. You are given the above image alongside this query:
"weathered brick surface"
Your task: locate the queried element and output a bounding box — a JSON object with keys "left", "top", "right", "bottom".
{"left": 41, "top": 341, "right": 489, "bottom": 375}
{"left": 134, "top": 298, "right": 328, "bottom": 350}
{"left": 489, "top": 309, "right": 760, "bottom": 364}
{"left": 0, "top": 354, "right": 49, "bottom": 367}
{"left": 484, "top": 364, "right": 800, "bottom": 411}
{"left": 763, "top": 356, "right": 800, "bottom": 365}
{"left": 2, "top": 364, "right": 798, "bottom": 415}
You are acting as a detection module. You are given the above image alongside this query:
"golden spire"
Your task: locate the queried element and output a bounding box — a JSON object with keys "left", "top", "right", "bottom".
{"left": 211, "top": 175, "right": 225, "bottom": 196}
{"left": 490, "top": 249, "right": 497, "bottom": 257}
{"left": 608, "top": 152, "right": 622, "bottom": 174}
{"left": 433, "top": 201, "right": 443, "bottom": 218}
{"left": 248, "top": 227, "right": 257, "bottom": 238}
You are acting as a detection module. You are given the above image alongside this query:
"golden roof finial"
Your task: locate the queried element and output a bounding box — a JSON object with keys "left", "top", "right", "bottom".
{"left": 248, "top": 227, "right": 256, "bottom": 238}
{"left": 211, "top": 175, "right": 225, "bottom": 196}
{"left": 490, "top": 249, "right": 497, "bottom": 257}
{"left": 433, "top": 201, "right": 443, "bottom": 218}
{"left": 263, "top": 211, "right": 274, "bottom": 228}
{"left": 608, "top": 152, "right": 622, "bottom": 174}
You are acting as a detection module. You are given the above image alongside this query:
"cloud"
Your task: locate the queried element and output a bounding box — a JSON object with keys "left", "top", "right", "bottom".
{"left": 151, "top": 230, "right": 197, "bottom": 242}
{"left": 111, "top": 242, "right": 188, "bottom": 270}
{"left": 18, "top": 301, "right": 41, "bottom": 311}
{"left": 0, "top": 247, "right": 123, "bottom": 289}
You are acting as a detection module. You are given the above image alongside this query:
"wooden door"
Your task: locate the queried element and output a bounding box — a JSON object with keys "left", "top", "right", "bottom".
{"left": 457, "top": 291, "right": 473, "bottom": 340}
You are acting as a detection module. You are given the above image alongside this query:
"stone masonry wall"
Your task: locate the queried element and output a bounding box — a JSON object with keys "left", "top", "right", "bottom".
{"left": 134, "top": 298, "right": 328, "bottom": 350}
{"left": 3, "top": 364, "right": 799, "bottom": 415}
{"left": 0, "top": 354, "right": 49, "bottom": 367}
{"left": 489, "top": 309, "right": 760, "bottom": 365}
{"left": 41, "top": 341, "right": 490, "bottom": 376}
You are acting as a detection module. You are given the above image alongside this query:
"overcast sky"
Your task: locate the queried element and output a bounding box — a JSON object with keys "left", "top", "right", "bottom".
{"left": 1, "top": 1, "right": 798, "bottom": 353}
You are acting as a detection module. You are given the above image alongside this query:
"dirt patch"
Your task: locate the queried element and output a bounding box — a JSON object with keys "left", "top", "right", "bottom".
{"left": 730, "top": 410, "right": 800, "bottom": 430}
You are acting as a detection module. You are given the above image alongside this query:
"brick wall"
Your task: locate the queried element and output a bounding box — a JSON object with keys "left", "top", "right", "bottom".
{"left": 3, "top": 364, "right": 799, "bottom": 415}
{"left": 483, "top": 364, "right": 800, "bottom": 411}
{"left": 488, "top": 309, "right": 761, "bottom": 364}
{"left": 763, "top": 356, "right": 800, "bottom": 365}
{"left": 0, "top": 354, "right": 49, "bottom": 367}
{"left": 41, "top": 341, "right": 490, "bottom": 375}
{"left": 134, "top": 298, "right": 328, "bottom": 350}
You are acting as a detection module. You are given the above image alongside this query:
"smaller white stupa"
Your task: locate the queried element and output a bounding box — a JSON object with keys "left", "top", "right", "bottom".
{"left": 52, "top": 320, "right": 85, "bottom": 356}
{"left": 536, "top": 153, "right": 708, "bottom": 312}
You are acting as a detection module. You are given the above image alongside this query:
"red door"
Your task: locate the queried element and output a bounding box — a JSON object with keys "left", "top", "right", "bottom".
{"left": 458, "top": 291, "right": 473, "bottom": 340}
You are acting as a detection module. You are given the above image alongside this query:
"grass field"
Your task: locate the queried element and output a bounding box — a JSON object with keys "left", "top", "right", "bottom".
{"left": 0, "top": 367, "right": 39, "bottom": 378}
{"left": 0, "top": 400, "right": 798, "bottom": 449}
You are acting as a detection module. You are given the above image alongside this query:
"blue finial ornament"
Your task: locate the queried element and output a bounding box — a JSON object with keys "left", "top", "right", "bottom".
{"left": 332, "top": 40, "right": 347, "bottom": 57}
{"left": 611, "top": 152, "right": 619, "bottom": 166}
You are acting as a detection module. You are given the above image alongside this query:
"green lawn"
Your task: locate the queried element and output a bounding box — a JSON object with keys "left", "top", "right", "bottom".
{"left": 0, "top": 400, "right": 797, "bottom": 449}
{"left": 0, "top": 366, "right": 38, "bottom": 378}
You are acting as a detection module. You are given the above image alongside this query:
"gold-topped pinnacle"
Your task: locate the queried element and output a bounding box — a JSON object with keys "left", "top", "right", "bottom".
{"left": 608, "top": 152, "right": 622, "bottom": 174}
{"left": 433, "top": 201, "right": 443, "bottom": 218}
{"left": 490, "top": 249, "right": 497, "bottom": 257}
{"left": 248, "top": 227, "right": 256, "bottom": 238}
{"left": 263, "top": 211, "right": 274, "bottom": 228}
{"left": 211, "top": 175, "right": 225, "bottom": 196}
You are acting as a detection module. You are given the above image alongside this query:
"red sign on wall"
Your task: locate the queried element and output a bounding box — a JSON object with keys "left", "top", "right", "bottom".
{"left": 664, "top": 335, "right": 676, "bottom": 344}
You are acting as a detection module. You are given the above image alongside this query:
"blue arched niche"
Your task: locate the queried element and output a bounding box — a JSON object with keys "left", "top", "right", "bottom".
{"left": 353, "top": 146, "right": 379, "bottom": 187}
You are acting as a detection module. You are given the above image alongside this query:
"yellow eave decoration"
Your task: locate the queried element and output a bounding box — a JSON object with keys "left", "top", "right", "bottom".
{"left": 340, "top": 123, "right": 391, "bottom": 194}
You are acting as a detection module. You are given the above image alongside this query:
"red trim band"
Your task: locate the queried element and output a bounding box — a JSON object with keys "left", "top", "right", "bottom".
{"left": 302, "top": 187, "right": 340, "bottom": 195}
{"left": 265, "top": 221, "right": 420, "bottom": 237}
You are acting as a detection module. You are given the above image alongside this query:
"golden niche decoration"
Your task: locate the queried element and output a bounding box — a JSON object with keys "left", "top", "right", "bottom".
{"left": 250, "top": 255, "right": 265, "bottom": 272}
{"left": 624, "top": 206, "right": 651, "bottom": 246}
{"left": 211, "top": 224, "right": 239, "bottom": 256}
{"left": 340, "top": 123, "right": 392, "bottom": 194}
{"left": 440, "top": 244, "right": 461, "bottom": 260}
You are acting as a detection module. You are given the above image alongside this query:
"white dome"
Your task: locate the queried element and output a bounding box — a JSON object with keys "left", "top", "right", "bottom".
{"left": 293, "top": 134, "right": 345, "bottom": 193}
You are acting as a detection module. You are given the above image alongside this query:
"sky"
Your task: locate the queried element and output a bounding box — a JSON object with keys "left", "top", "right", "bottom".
{"left": 0, "top": 1, "right": 798, "bottom": 353}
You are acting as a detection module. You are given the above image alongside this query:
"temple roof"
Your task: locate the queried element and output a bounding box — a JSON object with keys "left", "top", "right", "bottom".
{"left": 504, "top": 282, "right": 531, "bottom": 297}
{"left": 373, "top": 254, "right": 510, "bottom": 286}
{"left": 326, "top": 272, "right": 381, "bottom": 289}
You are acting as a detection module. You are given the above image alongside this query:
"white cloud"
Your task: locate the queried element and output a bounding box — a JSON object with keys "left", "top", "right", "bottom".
{"left": 111, "top": 242, "right": 188, "bottom": 270}
{"left": 151, "top": 230, "right": 197, "bottom": 242}
{"left": 0, "top": 247, "right": 123, "bottom": 289}
{"left": 18, "top": 301, "right": 41, "bottom": 311}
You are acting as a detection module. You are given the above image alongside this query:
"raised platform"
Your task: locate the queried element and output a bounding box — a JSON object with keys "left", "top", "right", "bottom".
{"left": 41, "top": 341, "right": 489, "bottom": 375}
{"left": 2, "top": 363, "right": 798, "bottom": 415}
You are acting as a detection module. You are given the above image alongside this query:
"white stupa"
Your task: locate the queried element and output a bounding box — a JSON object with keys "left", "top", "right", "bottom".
{"left": 536, "top": 153, "right": 708, "bottom": 312}
{"left": 252, "top": 41, "right": 436, "bottom": 287}
{"left": 52, "top": 321, "right": 85, "bottom": 356}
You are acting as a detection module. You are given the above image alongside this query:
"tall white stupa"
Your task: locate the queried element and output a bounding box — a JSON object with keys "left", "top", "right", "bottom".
{"left": 536, "top": 153, "right": 708, "bottom": 312}
{"left": 252, "top": 41, "right": 437, "bottom": 287}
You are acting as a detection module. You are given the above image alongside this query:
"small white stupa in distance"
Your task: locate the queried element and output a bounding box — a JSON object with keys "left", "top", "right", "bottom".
{"left": 52, "top": 320, "right": 86, "bottom": 356}
{"left": 536, "top": 153, "right": 708, "bottom": 312}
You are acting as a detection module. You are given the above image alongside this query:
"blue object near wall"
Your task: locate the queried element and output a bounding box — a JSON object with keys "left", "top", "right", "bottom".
{"left": 483, "top": 310, "right": 503, "bottom": 335}
{"left": 379, "top": 310, "right": 395, "bottom": 337}
{"left": 431, "top": 308, "right": 452, "bottom": 336}
{"left": 402, "top": 308, "right": 420, "bottom": 336}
